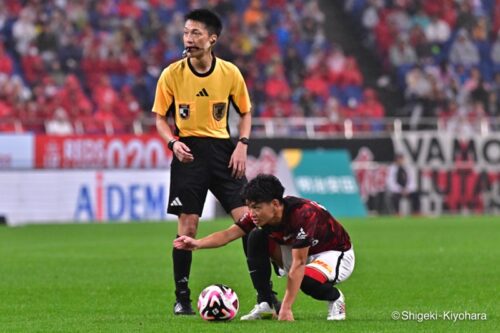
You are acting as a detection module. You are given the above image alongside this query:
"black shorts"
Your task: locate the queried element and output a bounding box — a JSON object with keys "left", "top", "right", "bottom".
{"left": 167, "top": 137, "right": 247, "bottom": 216}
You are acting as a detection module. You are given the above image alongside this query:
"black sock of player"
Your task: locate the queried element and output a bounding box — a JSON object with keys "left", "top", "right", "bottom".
{"left": 246, "top": 229, "right": 274, "bottom": 305}
{"left": 173, "top": 237, "right": 192, "bottom": 301}
{"left": 300, "top": 275, "right": 341, "bottom": 301}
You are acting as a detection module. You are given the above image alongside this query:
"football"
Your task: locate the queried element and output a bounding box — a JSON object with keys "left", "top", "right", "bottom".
{"left": 197, "top": 284, "right": 239, "bottom": 321}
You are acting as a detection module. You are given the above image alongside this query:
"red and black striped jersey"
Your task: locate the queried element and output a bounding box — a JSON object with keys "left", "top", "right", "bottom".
{"left": 236, "top": 196, "right": 352, "bottom": 254}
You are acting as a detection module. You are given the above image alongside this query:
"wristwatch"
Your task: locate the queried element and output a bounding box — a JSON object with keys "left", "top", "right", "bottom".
{"left": 168, "top": 139, "right": 178, "bottom": 151}
{"left": 238, "top": 137, "right": 249, "bottom": 145}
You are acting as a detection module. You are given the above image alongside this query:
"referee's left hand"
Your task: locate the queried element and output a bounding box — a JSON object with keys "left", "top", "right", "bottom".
{"left": 173, "top": 141, "right": 194, "bottom": 163}
{"left": 229, "top": 144, "right": 247, "bottom": 179}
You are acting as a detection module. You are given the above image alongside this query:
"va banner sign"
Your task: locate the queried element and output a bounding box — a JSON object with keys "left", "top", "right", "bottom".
{"left": 393, "top": 132, "right": 500, "bottom": 215}
{"left": 282, "top": 149, "right": 367, "bottom": 217}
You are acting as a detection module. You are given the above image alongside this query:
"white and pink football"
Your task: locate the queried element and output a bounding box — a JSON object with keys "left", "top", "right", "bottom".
{"left": 197, "top": 284, "right": 239, "bottom": 321}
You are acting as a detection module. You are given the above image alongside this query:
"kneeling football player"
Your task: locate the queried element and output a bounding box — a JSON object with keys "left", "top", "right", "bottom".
{"left": 174, "top": 174, "right": 355, "bottom": 321}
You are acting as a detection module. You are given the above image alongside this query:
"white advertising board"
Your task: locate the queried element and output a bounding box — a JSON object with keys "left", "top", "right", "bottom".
{"left": 0, "top": 134, "right": 34, "bottom": 169}
{"left": 0, "top": 170, "right": 216, "bottom": 226}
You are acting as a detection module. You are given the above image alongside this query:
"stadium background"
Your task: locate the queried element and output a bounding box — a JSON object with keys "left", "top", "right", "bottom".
{"left": 0, "top": 0, "right": 499, "bottom": 331}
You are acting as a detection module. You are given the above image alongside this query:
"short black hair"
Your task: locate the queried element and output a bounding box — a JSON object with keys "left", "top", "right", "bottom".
{"left": 184, "top": 8, "right": 222, "bottom": 37}
{"left": 241, "top": 174, "right": 285, "bottom": 204}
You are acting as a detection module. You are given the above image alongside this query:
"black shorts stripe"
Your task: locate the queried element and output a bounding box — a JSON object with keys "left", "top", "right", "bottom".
{"left": 333, "top": 252, "right": 345, "bottom": 284}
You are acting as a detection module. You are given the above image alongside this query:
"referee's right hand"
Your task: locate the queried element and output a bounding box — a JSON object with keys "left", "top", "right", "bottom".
{"left": 173, "top": 142, "right": 194, "bottom": 163}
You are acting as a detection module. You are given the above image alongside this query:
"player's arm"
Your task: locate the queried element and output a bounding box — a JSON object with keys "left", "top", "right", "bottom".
{"left": 279, "top": 246, "right": 310, "bottom": 321}
{"left": 155, "top": 113, "right": 193, "bottom": 163}
{"left": 152, "top": 68, "right": 193, "bottom": 163}
{"left": 173, "top": 224, "right": 245, "bottom": 251}
{"left": 237, "top": 111, "right": 251, "bottom": 139}
{"left": 155, "top": 113, "right": 175, "bottom": 143}
{"left": 229, "top": 111, "right": 251, "bottom": 179}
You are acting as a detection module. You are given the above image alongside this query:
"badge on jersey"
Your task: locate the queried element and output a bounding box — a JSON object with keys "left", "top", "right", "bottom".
{"left": 179, "top": 104, "right": 190, "bottom": 119}
{"left": 212, "top": 102, "right": 227, "bottom": 121}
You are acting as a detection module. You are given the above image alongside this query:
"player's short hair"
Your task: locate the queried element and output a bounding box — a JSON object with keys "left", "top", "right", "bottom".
{"left": 184, "top": 8, "right": 222, "bottom": 37}
{"left": 242, "top": 174, "right": 285, "bottom": 204}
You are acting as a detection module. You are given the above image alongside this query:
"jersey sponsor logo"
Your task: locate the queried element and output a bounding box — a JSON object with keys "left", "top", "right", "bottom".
{"left": 212, "top": 102, "right": 226, "bottom": 121}
{"left": 196, "top": 88, "right": 209, "bottom": 97}
{"left": 170, "top": 197, "right": 183, "bottom": 207}
{"left": 296, "top": 227, "right": 307, "bottom": 240}
{"left": 179, "top": 104, "right": 190, "bottom": 119}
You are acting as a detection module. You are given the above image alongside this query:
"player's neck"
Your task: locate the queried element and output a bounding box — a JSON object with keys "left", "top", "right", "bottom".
{"left": 189, "top": 52, "right": 213, "bottom": 74}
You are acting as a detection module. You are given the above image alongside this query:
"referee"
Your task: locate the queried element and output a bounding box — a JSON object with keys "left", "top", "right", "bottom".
{"left": 152, "top": 9, "right": 252, "bottom": 315}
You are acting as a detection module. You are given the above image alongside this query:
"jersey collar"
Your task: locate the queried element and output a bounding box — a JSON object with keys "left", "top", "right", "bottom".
{"left": 187, "top": 53, "right": 216, "bottom": 77}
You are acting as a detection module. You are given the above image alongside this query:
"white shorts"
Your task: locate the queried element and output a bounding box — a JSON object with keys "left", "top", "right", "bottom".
{"left": 280, "top": 245, "right": 355, "bottom": 284}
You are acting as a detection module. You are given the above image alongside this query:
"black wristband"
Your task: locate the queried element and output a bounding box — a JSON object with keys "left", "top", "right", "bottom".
{"left": 238, "top": 137, "right": 249, "bottom": 145}
{"left": 168, "top": 139, "right": 178, "bottom": 151}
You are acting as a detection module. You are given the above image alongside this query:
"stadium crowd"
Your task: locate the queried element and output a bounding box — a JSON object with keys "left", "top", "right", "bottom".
{"left": 346, "top": 0, "right": 500, "bottom": 132}
{"left": 0, "top": 0, "right": 498, "bottom": 135}
{"left": 0, "top": 0, "right": 374, "bottom": 135}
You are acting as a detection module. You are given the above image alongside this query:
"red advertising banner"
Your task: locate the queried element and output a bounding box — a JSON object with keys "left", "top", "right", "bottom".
{"left": 35, "top": 135, "right": 172, "bottom": 169}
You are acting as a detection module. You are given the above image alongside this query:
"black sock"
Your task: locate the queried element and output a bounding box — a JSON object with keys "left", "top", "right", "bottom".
{"left": 173, "top": 238, "right": 192, "bottom": 301}
{"left": 301, "top": 275, "right": 340, "bottom": 301}
{"left": 246, "top": 229, "right": 274, "bottom": 305}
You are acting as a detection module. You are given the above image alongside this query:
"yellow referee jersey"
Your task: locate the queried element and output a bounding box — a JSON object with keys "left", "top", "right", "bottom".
{"left": 152, "top": 56, "right": 251, "bottom": 138}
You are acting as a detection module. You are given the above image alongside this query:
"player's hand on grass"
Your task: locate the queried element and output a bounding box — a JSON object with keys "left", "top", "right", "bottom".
{"left": 173, "top": 142, "right": 194, "bottom": 163}
{"left": 278, "top": 308, "right": 294, "bottom": 321}
{"left": 173, "top": 235, "right": 199, "bottom": 250}
{"left": 229, "top": 144, "right": 247, "bottom": 179}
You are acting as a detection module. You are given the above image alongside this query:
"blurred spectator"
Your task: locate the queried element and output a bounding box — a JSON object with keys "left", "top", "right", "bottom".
{"left": 471, "top": 16, "right": 489, "bottom": 42}
{"left": 12, "top": 7, "right": 37, "bottom": 55}
{"left": 264, "top": 65, "right": 291, "bottom": 100}
{"left": 260, "top": 98, "right": 293, "bottom": 118}
{"left": 56, "top": 74, "right": 93, "bottom": 119}
{"left": 45, "top": 107, "right": 73, "bottom": 135}
{"left": 94, "top": 105, "right": 127, "bottom": 134}
{"left": 325, "top": 47, "right": 345, "bottom": 77}
{"left": 358, "top": 88, "right": 385, "bottom": 131}
{"left": 491, "top": 72, "right": 500, "bottom": 106}
{"left": 283, "top": 46, "right": 305, "bottom": 88}
{"left": 408, "top": 25, "right": 434, "bottom": 62}
{"left": 405, "top": 66, "right": 432, "bottom": 105}
{"left": 362, "top": 0, "right": 381, "bottom": 31}
{"left": 449, "top": 29, "right": 480, "bottom": 67}
{"left": 322, "top": 96, "right": 343, "bottom": 133}
{"left": 425, "top": 15, "right": 451, "bottom": 45}
{"left": 36, "top": 22, "right": 59, "bottom": 63}
{"left": 244, "top": 0, "right": 264, "bottom": 27}
{"left": 389, "top": 35, "right": 417, "bottom": 67}
{"left": 115, "top": 85, "right": 142, "bottom": 127}
{"left": 0, "top": 43, "right": 13, "bottom": 75}
{"left": 470, "top": 78, "right": 490, "bottom": 111}
{"left": 117, "top": 0, "right": 142, "bottom": 20}
{"left": 58, "top": 37, "right": 83, "bottom": 74}
{"left": 492, "top": 35, "right": 500, "bottom": 64}
{"left": 386, "top": 153, "right": 420, "bottom": 215}
{"left": 21, "top": 46, "right": 45, "bottom": 84}
{"left": 445, "top": 102, "right": 476, "bottom": 136}
{"left": 455, "top": 1, "right": 476, "bottom": 31}
{"left": 337, "top": 56, "right": 364, "bottom": 87}
{"left": 495, "top": 0, "right": 500, "bottom": 32}
{"left": 304, "top": 70, "right": 330, "bottom": 102}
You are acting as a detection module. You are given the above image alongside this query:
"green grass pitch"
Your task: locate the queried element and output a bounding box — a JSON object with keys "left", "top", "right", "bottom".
{"left": 0, "top": 216, "right": 498, "bottom": 333}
